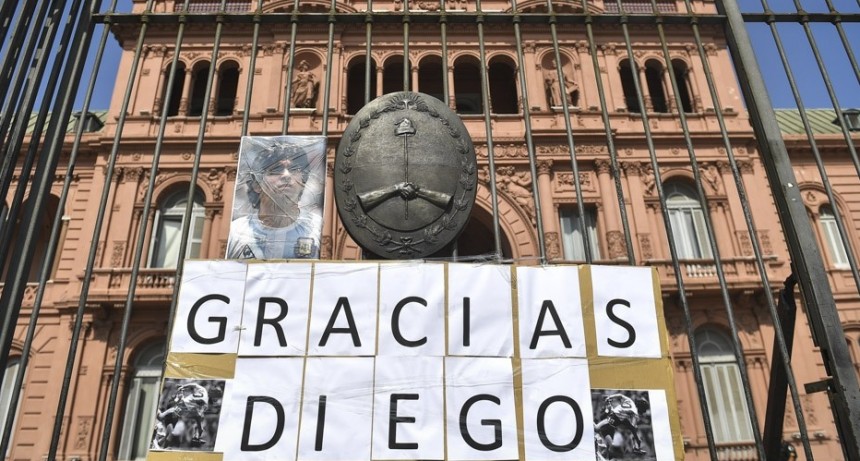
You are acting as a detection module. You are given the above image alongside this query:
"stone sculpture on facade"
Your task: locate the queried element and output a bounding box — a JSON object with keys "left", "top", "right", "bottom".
{"left": 543, "top": 59, "right": 580, "bottom": 107}
{"left": 290, "top": 60, "right": 318, "bottom": 109}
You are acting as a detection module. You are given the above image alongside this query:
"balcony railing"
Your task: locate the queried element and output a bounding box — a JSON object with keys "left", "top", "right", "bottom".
{"left": 647, "top": 256, "right": 781, "bottom": 291}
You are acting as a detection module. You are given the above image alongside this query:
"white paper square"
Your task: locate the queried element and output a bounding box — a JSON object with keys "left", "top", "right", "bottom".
{"left": 648, "top": 390, "right": 676, "bottom": 461}
{"left": 239, "top": 263, "right": 313, "bottom": 356}
{"left": 444, "top": 357, "right": 519, "bottom": 460}
{"left": 378, "top": 262, "right": 445, "bottom": 356}
{"left": 307, "top": 263, "right": 379, "bottom": 356}
{"left": 372, "top": 356, "right": 444, "bottom": 460}
{"left": 298, "top": 357, "right": 375, "bottom": 460}
{"left": 517, "top": 266, "right": 587, "bottom": 358}
{"left": 215, "top": 358, "right": 305, "bottom": 460}
{"left": 521, "top": 359, "right": 594, "bottom": 461}
{"left": 591, "top": 265, "right": 662, "bottom": 358}
{"left": 171, "top": 260, "right": 247, "bottom": 353}
{"left": 447, "top": 263, "right": 514, "bottom": 357}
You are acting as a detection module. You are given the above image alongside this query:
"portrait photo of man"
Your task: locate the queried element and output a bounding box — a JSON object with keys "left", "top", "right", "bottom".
{"left": 226, "top": 136, "right": 326, "bottom": 260}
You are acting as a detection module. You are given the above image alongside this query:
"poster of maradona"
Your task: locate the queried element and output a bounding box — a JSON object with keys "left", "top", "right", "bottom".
{"left": 225, "top": 136, "right": 326, "bottom": 260}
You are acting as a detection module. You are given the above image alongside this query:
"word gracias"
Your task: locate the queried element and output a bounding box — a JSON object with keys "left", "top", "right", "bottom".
{"left": 170, "top": 261, "right": 662, "bottom": 359}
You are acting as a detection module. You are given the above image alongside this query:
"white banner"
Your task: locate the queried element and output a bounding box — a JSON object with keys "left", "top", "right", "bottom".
{"left": 521, "top": 359, "right": 595, "bottom": 461}
{"left": 307, "top": 263, "right": 379, "bottom": 356}
{"left": 517, "top": 266, "right": 587, "bottom": 358}
{"left": 444, "top": 357, "right": 520, "bottom": 460}
{"left": 297, "top": 357, "right": 375, "bottom": 460}
{"left": 378, "top": 262, "right": 446, "bottom": 356}
{"left": 591, "top": 265, "right": 661, "bottom": 358}
{"left": 215, "top": 358, "right": 304, "bottom": 460}
{"left": 447, "top": 263, "right": 514, "bottom": 357}
{"left": 372, "top": 356, "right": 445, "bottom": 460}
{"left": 239, "top": 263, "right": 314, "bottom": 356}
{"left": 170, "top": 260, "right": 247, "bottom": 354}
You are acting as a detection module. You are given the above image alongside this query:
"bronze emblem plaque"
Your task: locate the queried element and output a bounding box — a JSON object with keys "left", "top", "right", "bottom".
{"left": 335, "top": 92, "right": 477, "bottom": 258}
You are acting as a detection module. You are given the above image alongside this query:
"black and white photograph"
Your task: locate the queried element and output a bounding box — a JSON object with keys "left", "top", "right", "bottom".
{"left": 226, "top": 136, "right": 326, "bottom": 260}
{"left": 592, "top": 389, "right": 655, "bottom": 461}
{"left": 150, "top": 378, "right": 225, "bottom": 452}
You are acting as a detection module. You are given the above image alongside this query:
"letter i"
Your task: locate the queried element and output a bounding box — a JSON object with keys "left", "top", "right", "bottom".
{"left": 315, "top": 395, "right": 327, "bottom": 451}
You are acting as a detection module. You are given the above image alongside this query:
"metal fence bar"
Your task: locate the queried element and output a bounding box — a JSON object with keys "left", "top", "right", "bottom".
{"left": 0, "top": 0, "right": 99, "bottom": 455}
{"left": 47, "top": 1, "right": 153, "bottom": 457}
{"left": 0, "top": 0, "right": 40, "bottom": 146}
{"left": 719, "top": 0, "right": 860, "bottom": 458}
{"left": 240, "top": 0, "right": 264, "bottom": 136}
{"left": 0, "top": 0, "right": 77, "bottom": 374}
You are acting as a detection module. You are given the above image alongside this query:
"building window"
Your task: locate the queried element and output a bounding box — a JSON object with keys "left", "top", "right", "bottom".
{"left": 671, "top": 59, "right": 693, "bottom": 113}
{"left": 454, "top": 57, "right": 483, "bottom": 114}
{"left": 215, "top": 61, "right": 239, "bottom": 116}
{"left": 162, "top": 62, "right": 186, "bottom": 117}
{"left": 150, "top": 189, "right": 205, "bottom": 268}
{"left": 559, "top": 206, "right": 600, "bottom": 261}
{"left": 695, "top": 327, "right": 754, "bottom": 443}
{"left": 665, "top": 182, "right": 712, "bottom": 259}
{"left": 382, "top": 56, "right": 409, "bottom": 95}
{"left": 188, "top": 62, "right": 210, "bottom": 116}
{"left": 846, "top": 330, "right": 860, "bottom": 380}
{"left": 418, "top": 55, "right": 445, "bottom": 103}
{"left": 645, "top": 60, "right": 667, "bottom": 113}
{"left": 819, "top": 205, "right": 850, "bottom": 268}
{"left": 117, "top": 342, "right": 165, "bottom": 461}
{"left": 488, "top": 58, "right": 518, "bottom": 114}
{"left": 1, "top": 357, "right": 21, "bottom": 454}
{"left": 346, "top": 56, "right": 377, "bottom": 115}
{"left": 619, "top": 59, "right": 640, "bottom": 113}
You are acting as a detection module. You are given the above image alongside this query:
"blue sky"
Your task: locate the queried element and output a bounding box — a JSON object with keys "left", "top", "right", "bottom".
{"left": 63, "top": 0, "right": 860, "bottom": 111}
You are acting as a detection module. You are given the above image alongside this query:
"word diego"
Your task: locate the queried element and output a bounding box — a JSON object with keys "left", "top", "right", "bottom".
{"left": 170, "top": 261, "right": 662, "bottom": 359}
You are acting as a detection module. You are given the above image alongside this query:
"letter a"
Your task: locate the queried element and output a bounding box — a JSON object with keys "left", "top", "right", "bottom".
{"left": 529, "top": 300, "right": 572, "bottom": 350}
{"left": 320, "top": 296, "right": 362, "bottom": 347}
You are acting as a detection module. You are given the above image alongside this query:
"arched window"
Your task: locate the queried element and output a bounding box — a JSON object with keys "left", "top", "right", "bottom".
{"left": 665, "top": 182, "right": 712, "bottom": 259}
{"left": 819, "top": 205, "right": 850, "bottom": 268}
{"left": 117, "top": 342, "right": 166, "bottom": 461}
{"left": 188, "top": 62, "right": 210, "bottom": 116}
{"left": 382, "top": 56, "right": 410, "bottom": 94}
{"left": 619, "top": 59, "right": 640, "bottom": 113}
{"left": 150, "top": 189, "right": 205, "bottom": 268}
{"left": 645, "top": 60, "right": 667, "bottom": 113}
{"left": 418, "top": 55, "right": 444, "bottom": 103}
{"left": 695, "top": 327, "right": 754, "bottom": 443}
{"left": 215, "top": 61, "right": 239, "bottom": 116}
{"left": 454, "top": 57, "right": 483, "bottom": 114}
{"left": 346, "top": 56, "right": 377, "bottom": 115}
{"left": 671, "top": 59, "right": 693, "bottom": 113}
{"left": 488, "top": 57, "right": 518, "bottom": 114}
{"left": 162, "top": 62, "right": 186, "bottom": 117}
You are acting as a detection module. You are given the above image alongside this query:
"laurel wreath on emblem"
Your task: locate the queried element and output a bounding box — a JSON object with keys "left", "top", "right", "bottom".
{"left": 339, "top": 93, "right": 476, "bottom": 256}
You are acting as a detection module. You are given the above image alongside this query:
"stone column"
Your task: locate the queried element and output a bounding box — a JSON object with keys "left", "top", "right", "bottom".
{"left": 600, "top": 44, "right": 624, "bottom": 111}
{"left": 208, "top": 66, "right": 220, "bottom": 116}
{"left": 377, "top": 64, "right": 385, "bottom": 98}
{"left": 595, "top": 159, "right": 626, "bottom": 259}
{"left": 537, "top": 160, "right": 561, "bottom": 260}
{"left": 178, "top": 69, "right": 193, "bottom": 113}
{"left": 522, "top": 41, "right": 539, "bottom": 112}
{"left": 447, "top": 65, "right": 456, "bottom": 109}
{"left": 708, "top": 200, "right": 732, "bottom": 256}
{"left": 411, "top": 61, "right": 419, "bottom": 94}
{"left": 323, "top": 161, "right": 336, "bottom": 259}
{"left": 575, "top": 41, "right": 594, "bottom": 109}
{"left": 622, "top": 161, "right": 649, "bottom": 260}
